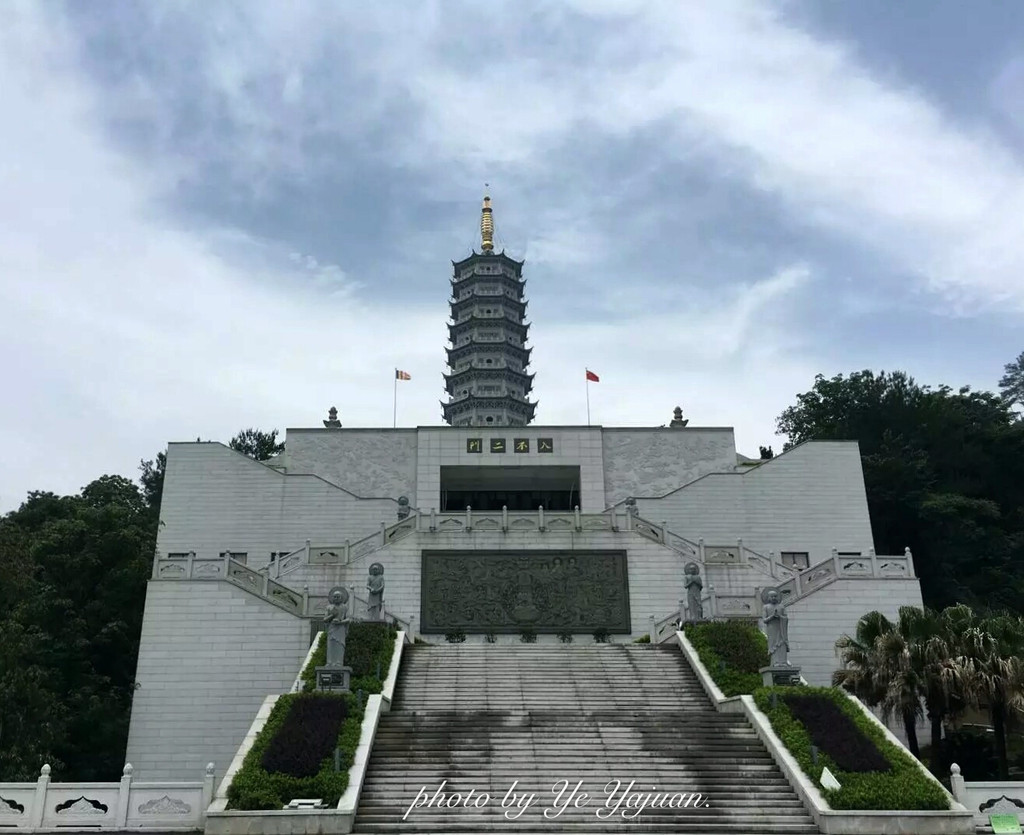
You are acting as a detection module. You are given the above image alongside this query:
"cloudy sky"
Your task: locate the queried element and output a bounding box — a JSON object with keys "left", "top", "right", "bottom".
{"left": 3, "top": 1, "right": 1023, "bottom": 511}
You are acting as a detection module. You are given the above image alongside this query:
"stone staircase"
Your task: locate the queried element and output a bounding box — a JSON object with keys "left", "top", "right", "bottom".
{"left": 355, "top": 644, "right": 818, "bottom": 833}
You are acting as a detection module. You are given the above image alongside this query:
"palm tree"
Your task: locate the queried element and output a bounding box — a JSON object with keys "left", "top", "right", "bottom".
{"left": 834, "top": 611, "right": 923, "bottom": 757}
{"left": 953, "top": 614, "right": 1024, "bottom": 779}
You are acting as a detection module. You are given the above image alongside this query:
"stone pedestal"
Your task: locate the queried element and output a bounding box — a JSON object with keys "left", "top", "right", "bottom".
{"left": 316, "top": 665, "right": 352, "bottom": 692}
{"left": 760, "top": 665, "right": 801, "bottom": 687}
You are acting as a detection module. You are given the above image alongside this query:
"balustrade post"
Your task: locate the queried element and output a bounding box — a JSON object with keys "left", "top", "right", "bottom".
{"left": 575, "top": 505, "right": 582, "bottom": 531}
{"left": 349, "top": 586, "right": 357, "bottom": 611}
{"left": 344, "top": 540, "right": 351, "bottom": 564}
{"left": 30, "top": 765, "right": 49, "bottom": 828}
{"left": 116, "top": 763, "right": 132, "bottom": 827}
{"left": 202, "top": 763, "right": 216, "bottom": 821}
{"left": 502, "top": 505, "right": 509, "bottom": 532}
{"left": 794, "top": 570, "right": 802, "bottom": 596}
{"left": 222, "top": 550, "right": 230, "bottom": 576}
{"left": 305, "top": 539, "right": 311, "bottom": 565}
{"left": 409, "top": 615, "right": 418, "bottom": 642}
{"left": 611, "top": 506, "right": 619, "bottom": 532}
{"left": 430, "top": 507, "right": 437, "bottom": 532}
{"left": 380, "top": 522, "right": 387, "bottom": 546}
{"left": 624, "top": 506, "right": 633, "bottom": 531}
{"left": 659, "top": 521, "right": 667, "bottom": 542}
{"left": 769, "top": 550, "right": 778, "bottom": 578}
{"left": 698, "top": 538, "right": 705, "bottom": 562}
{"left": 868, "top": 547, "right": 877, "bottom": 576}
{"left": 262, "top": 572, "right": 270, "bottom": 597}
{"left": 648, "top": 614, "right": 656, "bottom": 644}
{"left": 949, "top": 764, "right": 966, "bottom": 805}
{"left": 465, "top": 506, "right": 472, "bottom": 532}
{"left": 187, "top": 550, "right": 195, "bottom": 578}
{"left": 152, "top": 553, "right": 160, "bottom": 579}
{"left": 831, "top": 547, "right": 840, "bottom": 576}
{"left": 708, "top": 586, "right": 717, "bottom": 619}
{"left": 678, "top": 598, "right": 686, "bottom": 624}
{"left": 904, "top": 546, "right": 916, "bottom": 578}
{"left": 737, "top": 538, "right": 746, "bottom": 564}
{"left": 302, "top": 585, "right": 309, "bottom": 616}
{"left": 538, "top": 505, "right": 545, "bottom": 532}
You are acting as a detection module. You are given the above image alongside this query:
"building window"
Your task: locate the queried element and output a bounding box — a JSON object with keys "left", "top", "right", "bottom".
{"left": 780, "top": 551, "right": 809, "bottom": 570}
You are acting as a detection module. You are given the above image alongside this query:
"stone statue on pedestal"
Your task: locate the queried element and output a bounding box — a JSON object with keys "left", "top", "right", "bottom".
{"left": 763, "top": 589, "right": 790, "bottom": 667}
{"left": 367, "top": 563, "right": 385, "bottom": 621}
{"left": 683, "top": 562, "right": 704, "bottom": 620}
{"left": 324, "top": 586, "right": 351, "bottom": 665}
{"left": 396, "top": 496, "right": 410, "bottom": 520}
{"left": 669, "top": 406, "right": 689, "bottom": 427}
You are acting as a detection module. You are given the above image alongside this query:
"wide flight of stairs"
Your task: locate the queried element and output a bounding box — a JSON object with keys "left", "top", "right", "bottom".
{"left": 354, "top": 644, "right": 818, "bottom": 833}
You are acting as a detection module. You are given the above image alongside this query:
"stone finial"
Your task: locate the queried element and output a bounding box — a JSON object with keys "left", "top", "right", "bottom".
{"left": 624, "top": 497, "right": 638, "bottom": 516}
{"left": 206, "top": 763, "right": 216, "bottom": 776}
{"left": 669, "top": 406, "right": 689, "bottom": 427}
{"left": 123, "top": 763, "right": 134, "bottom": 776}
{"left": 41, "top": 764, "right": 51, "bottom": 776}
{"left": 950, "top": 763, "right": 961, "bottom": 776}
{"left": 397, "top": 496, "right": 410, "bottom": 520}
{"left": 323, "top": 407, "right": 342, "bottom": 428}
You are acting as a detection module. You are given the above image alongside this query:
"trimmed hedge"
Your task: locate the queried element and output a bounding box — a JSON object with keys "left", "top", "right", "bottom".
{"left": 226, "top": 692, "right": 361, "bottom": 810}
{"left": 754, "top": 686, "right": 949, "bottom": 811}
{"left": 683, "top": 620, "right": 768, "bottom": 696}
{"left": 782, "top": 693, "right": 889, "bottom": 773}
{"left": 228, "top": 623, "right": 398, "bottom": 810}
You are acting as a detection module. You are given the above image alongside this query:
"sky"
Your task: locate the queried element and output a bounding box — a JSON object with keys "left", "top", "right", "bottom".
{"left": 2, "top": 1, "right": 1023, "bottom": 512}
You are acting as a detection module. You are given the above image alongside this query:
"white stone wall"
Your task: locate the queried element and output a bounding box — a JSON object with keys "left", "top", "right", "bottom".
{"left": 787, "top": 577, "right": 925, "bottom": 686}
{"left": 635, "top": 441, "right": 876, "bottom": 565}
{"left": 157, "top": 443, "right": 398, "bottom": 561}
{"left": 602, "top": 428, "right": 737, "bottom": 506}
{"left": 414, "top": 427, "right": 607, "bottom": 512}
{"left": 283, "top": 429, "right": 418, "bottom": 501}
{"left": 124, "top": 581, "right": 310, "bottom": 781}
{"left": 293, "top": 529, "right": 697, "bottom": 635}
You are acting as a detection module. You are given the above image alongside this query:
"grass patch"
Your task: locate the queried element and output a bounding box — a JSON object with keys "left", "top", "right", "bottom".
{"left": 754, "top": 686, "right": 949, "bottom": 811}
{"left": 683, "top": 620, "right": 767, "bottom": 696}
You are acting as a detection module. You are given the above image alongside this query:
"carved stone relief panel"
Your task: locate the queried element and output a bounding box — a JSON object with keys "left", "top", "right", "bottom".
{"left": 420, "top": 550, "right": 631, "bottom": 633}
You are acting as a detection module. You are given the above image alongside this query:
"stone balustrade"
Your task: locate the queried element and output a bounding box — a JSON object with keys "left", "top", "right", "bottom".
{"left": 950, "top": 763, "right": 1024, "bottom": 827}
{"left": 0, "top": 763, "right": 215, "bottom": 832}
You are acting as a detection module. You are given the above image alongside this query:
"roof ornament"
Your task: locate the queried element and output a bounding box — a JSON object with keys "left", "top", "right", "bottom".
{"left": 481, "top": 188, "right": 494, "bottom": 253}
{"left": 669, "top": 406, "right": 689, "bottom": 427}
{"left": 323, "top": 406, "right": 342, "bottom": 428}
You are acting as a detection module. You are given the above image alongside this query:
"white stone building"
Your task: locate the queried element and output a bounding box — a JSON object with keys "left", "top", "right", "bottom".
{"left": 124, "top": 199, "right": 924, "bottom": 781}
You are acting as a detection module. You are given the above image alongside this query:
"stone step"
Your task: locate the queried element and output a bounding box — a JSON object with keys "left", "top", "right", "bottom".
{"left": 354, "top": 819, "right": 820, "bottom": 834}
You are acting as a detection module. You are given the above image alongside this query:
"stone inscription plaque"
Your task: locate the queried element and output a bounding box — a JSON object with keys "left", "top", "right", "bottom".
{"left": 420, "top": 550, "right": 630, "bottom": 633}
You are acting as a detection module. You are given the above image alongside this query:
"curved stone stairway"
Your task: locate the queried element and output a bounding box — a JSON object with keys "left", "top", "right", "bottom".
{"left": 354, "top": 644, "right": 818, "bottom": 833}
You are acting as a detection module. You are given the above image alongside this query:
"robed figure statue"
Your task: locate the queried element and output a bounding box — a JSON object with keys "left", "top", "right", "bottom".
{"left": 683, "top": 562, "right": 703, "bottom": 621}
{"left": 367, "top": 563, "right": 385, "bottom": 621}
{"left": 324, "top": 586, "right": 352, "bottom": 666}
{"left": 763, "top": 589, "right": 790, "bottom": 666}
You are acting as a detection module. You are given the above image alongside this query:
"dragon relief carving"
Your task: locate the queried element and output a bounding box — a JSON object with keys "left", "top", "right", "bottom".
{"left": 137, "top": 795, "right": 192, "bottom": 815}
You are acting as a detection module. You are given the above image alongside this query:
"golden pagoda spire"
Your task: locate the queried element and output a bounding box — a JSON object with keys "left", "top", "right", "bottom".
{"left": 480, "top": 190, "right": 494, "bottom": 253}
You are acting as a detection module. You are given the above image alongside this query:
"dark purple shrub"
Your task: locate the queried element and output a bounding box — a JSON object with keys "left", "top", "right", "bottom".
{"left": 782, "top": 693, "right": 890, "bottom": 773}
{"left": 260, "top": 695, "right": 348, "bottom": 778}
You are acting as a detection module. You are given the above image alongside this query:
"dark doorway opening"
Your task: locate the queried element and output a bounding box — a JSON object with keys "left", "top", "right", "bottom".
{"left": 439, "top": 465, "right": 581, "bottom": 512}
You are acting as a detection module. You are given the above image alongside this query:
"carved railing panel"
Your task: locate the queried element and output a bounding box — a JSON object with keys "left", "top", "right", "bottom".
{"left": 877, "top": 557, "right": 909, "bottom": 577}
{"left": 385, "top": 518, "right": 417, "bottom": 543}
{"left": 837, "top": 557, "right": 872, "bottom": 576}
{"left": 226, "top": 559, "right": 262, "bottom": 594}
{"left": 714, "top": 595, "right": 758, "bottom": 618}
{"left": 704, "top": 546, "right": 740, "bottom": 564}
{"left": 633, "top": 519, "right": 664, "bottom": 544}
{"left": 266, "top": 578, "right": 303, "bottom": 614}
{"left": 663, "top": 530, "right": 697, "bottom": 558}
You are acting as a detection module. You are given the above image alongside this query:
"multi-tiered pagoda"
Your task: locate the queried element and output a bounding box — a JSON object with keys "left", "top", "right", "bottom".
{"left": 441, "top": 195, "right": 537, "bottom": 427}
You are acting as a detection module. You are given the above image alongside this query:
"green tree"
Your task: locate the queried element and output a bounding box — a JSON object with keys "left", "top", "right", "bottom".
{"left": 999, "top": 351, "right": 1024, "bottom": 408}
{"left": 229, "top": 428, "right": 284, "bottom": 461}
{"left": 776, "top": 370, "right": 1024, "bottom": 611}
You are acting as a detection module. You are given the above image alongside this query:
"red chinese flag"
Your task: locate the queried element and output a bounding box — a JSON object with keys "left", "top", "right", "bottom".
{"left": 586, "top": 369, "right": 599, "bottom": 382}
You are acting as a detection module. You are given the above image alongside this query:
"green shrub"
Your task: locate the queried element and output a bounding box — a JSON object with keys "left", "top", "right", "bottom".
{"left": 445, "top": 629, "right": 466, "bottom": 643}
{"left": 683, "top": 621, "right": 767, "bottom": 696}
{"left": 230, "top": 624, "right": 400, "bottom": 809}
{"left": 592, "top": 627, "right": 609, "bottom": 643}
{"left": 557, "top": 631, "right": 573, "bottom": 643}
{"left": 520, "top": 628, "right": 537, "bottom": 643}
{"left": 754, "top": 686, "right": 949, "bottom": 811}
{"left": 485, "top": 631, "right": 497, "bottom": 643}
{"left": 226, "top": 691, "right": 361, "bottom": 810}
{"left": 634, "top": 634, "right": 651, "bottom": 643}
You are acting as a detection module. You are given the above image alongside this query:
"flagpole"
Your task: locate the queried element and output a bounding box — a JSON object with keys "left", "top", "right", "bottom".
{"left": 586, "top": 373, "right": 591, "bottom": 426}
{"left": 393, "top": 371, "right": 397, "bottom": 428}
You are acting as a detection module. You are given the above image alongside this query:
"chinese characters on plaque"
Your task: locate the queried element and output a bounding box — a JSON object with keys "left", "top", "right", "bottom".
{"left": 466, "top": 437, "right": 554, "bottom": 454}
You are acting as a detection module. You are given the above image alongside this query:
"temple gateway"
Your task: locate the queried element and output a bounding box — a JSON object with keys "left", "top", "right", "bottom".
{"left": 125, "top": 197, "right": 924, "bottom": 782}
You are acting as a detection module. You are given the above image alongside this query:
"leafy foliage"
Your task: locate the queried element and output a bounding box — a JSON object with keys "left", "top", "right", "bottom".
{"left": 229, "top": 428, "right": 284, "bottom": 461}
{"left": 755, "top": 687, "right": 949, "bottom": 811}
{"left": 300, "top": 623, "right": 398, "bottom": 693}
{"left": 519, "top": 628, "right": 537, "bottom": 643}
{"left": 999, "top": 351, "right": 1024, "bottom": 408}
{"left": 776, "top": 369, "right": 1024, "bottom": 612}
{"left": 445, "top": 629, "right": 466, "bottom": 643}
{"left": 0, "top": 478, "right": 156, "bottom": 780}
{"left": 260, "top": 695, "right": 349, "bottom": 778}
{"left": 684, "top": 621, "right": 768, "bottom": 697}
{"left": 592, "top": 627, "right": 609, "bottom": 643}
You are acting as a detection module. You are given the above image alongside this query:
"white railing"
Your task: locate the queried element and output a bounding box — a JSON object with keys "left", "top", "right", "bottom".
{"left": 950, "top": 763, "right": 1024, "bottom": 827}
{"left": 0, "top": 763, "right": 215, "bottom": 831}
{"left": 773, "top": 547, "right": 916, "bottom": 603}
